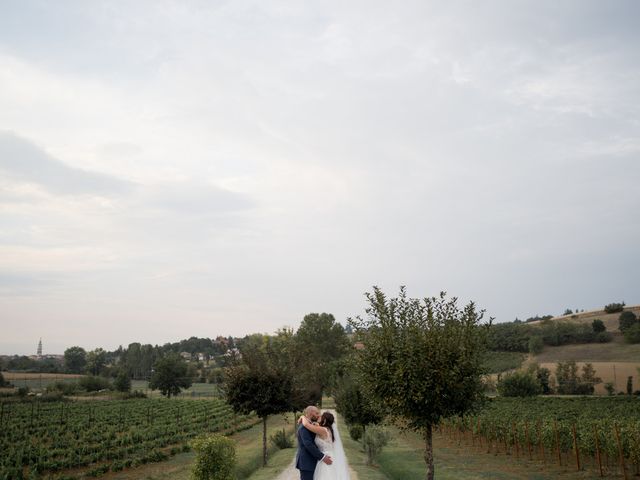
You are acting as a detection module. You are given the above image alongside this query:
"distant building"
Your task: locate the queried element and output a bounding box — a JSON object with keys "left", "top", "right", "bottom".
{"left": 37, "top": 338, "right": 42, "bottom": 357}
{"left": 180, "top": 352, "right": 192, "bottom": 361}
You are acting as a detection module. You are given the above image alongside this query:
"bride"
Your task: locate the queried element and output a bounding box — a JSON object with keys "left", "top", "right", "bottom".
{"left": 299, "top": 411, "right": 350, "bottom": 480}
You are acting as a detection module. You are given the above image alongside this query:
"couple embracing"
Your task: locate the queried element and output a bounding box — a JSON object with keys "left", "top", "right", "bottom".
{"left": 295, "top": 406, "right": 349, "bottom": 480}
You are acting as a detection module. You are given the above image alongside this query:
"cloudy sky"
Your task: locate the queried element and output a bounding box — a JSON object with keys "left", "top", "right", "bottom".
{"left": 1, "top": 1, "right": 639, "bottom": 355}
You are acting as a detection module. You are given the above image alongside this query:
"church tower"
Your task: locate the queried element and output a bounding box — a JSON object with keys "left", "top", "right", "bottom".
{"left": 37, "top": 338, "right": 42, "bottom": 357}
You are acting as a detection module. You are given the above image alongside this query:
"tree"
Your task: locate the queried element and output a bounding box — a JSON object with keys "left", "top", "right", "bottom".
{"left": 114, "top": 370, "right": 131, "bottom": 392}
{"left": 592, "top": 319, "right": 606, "bottom": 333}
{"left": 528, "top": 335, "right": 543, "bottom": 354}
{"left": 294, "top": 313, "right": 350, "bottom": 405}
{"left": 334, "top": 371, "right": 383, "bottom": 433}
{"left": 350, "top": 287, "right": 488, "bottom": 480}
{"left": 225, "top": 366, "right": 292, "bottom": 466}
{"left": 86, "top": 348, "right": 107, "bottom": 376}
{"left": 64, "top": 346, "right": 87, "bottom": 374}
{"left": 619, "top": 311, "right": 638, "bottom": 333}
{"left": 627, "top": 376, "right": 633, "bottom": 395}
{"left": 624, "top": 323, "right": 640, "bottom": 344}
{"left": 0, "top": 372, "right": 6, "bottom": 387}
{"left": 149, "top": 353, "right": 192, "bottom": 398}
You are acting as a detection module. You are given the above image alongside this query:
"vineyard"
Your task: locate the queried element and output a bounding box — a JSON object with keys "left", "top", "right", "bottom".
{"left": 441, "top": 397, "right": 640, "bottom": 478}
{"left": 0, "top": 398, "right": 259, "bottom": 479}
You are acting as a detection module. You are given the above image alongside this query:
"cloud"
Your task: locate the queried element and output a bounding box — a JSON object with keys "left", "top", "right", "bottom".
{"left": 0, "top": 131, "right": 133, "bottom": 195}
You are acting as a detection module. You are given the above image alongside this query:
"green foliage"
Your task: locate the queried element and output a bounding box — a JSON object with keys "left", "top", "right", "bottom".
{"left": 350, "top": 287, "right": 488, "bottom": 479}
{"left": 481, "top": 351, "right": 525, "bottom": 374}
{"left": 349, "top": 424, "right": 364, "bottom": 441}
{"left": 149, "top": 353, "right": 193, "bottom": 398}
{"left": 620, "top": 311, "right": 639, "bottom": 333}
{"left": 604, "top": 382, "right": 615, "bottom": 395}
{"left": 86, "top": 348, "right": 107, "bottom": 376}
{"left": 591, "top": 319, "right": 606, "bottom": 333}
{"left": 79, "top": 375, "right": 112, "bottom": 392}
{"left": 555, "top": 361, "right": 601, "bottom": 395}
{"left": 624, "top": 323, "right": 640, "bottom": 344}
{"left": 269, "top": 428, "right": 293, "bottom": 449}
{"left": 528, "top": 335, "right": 543, "bottom": 354}
{"left": 191, "top": 434, "right": 236, "bottom": 480}
{"left": 604, "top": 302, "right": 625, "bottom": 313}
{"left": 562, "top": 308, "right": 573, "bottom": 316}
{"left": 64, "top": 346, "right": 87, "bottom": 374}
{"left": 334, "top": 372, "right": 383, "bottom": 429}
{"left": 47, "top": 381, "right": 79, "bottom": 396}
{"left": 496, "top": 371, "right": 541, "bottom": 397}
{"left": 362, "top": 425, "right": 390, "bottom": 465}
{"left": 114, "top": 371, "right": 131, "bottom": 392}
{"left": 0, "top": 371, "right": 5, "bottom": 387}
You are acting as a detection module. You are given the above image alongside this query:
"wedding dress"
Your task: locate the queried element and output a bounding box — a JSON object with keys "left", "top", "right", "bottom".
{"left": 313, "top": 418, "right": 350, "bottom": 480}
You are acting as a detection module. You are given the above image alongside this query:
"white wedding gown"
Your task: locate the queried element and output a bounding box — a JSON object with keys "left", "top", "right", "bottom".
{"left": 313, "top": 422, "right": 350, "bottom": 480}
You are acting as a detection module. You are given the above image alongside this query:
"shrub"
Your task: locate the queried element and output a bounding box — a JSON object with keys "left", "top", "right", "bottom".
{"left": 604, "top": 382, "right": 615, "bottom": 396}
{"left": 349, "top": 424, "right": 364, "bottom": 441}
{"left": 79, "top": 376, "right": 112, "bottom": 392}
{"left": 47, "top": 381, "right": 79, "bottom": 396}
{"left": 114, "top": 372, "right": 131, "bottom": 393}
{"left": 596, "top": 331, "right": 613, "bottom": 343}
{"left": 624, "top": 323, "right": 640, "bottom": 344}
{"left": 497, "top": 371, "right": 542, "bottom": 397}
{"left": 592, "top": 319, "right": 606, "bottom": 333}
{"left": 605, "top": 302, "right": 625, "bottom": 314}
{"left": 563, "top": 309, "right": 573, "bottom": 316}
{"left": 528, "top": 336, "right": 544, "bottom": 354}
{"left": 619, "top": 311, "right": 638, "bottom": 333}
{"left": 191, "top": 434, "right": 236, "bottom": 480}
{"left": 0, "top": 372, "right": 5, "bottom": 387}
{"left": 362, "top": 425, "right": 390, "bottom": 465}
{"left": 269, "top": 428, "right": 293, "bottom": 449}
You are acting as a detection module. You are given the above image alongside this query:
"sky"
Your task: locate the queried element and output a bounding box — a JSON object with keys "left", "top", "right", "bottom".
{"left": 1, "top": 0, "right": 639, "bottom": 355}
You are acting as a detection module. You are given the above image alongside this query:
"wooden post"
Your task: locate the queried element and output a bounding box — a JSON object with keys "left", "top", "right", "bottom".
{"left": 572, "top": 423, "right": 581, "bottom": 471}
{"left": 525, "top": 421, "right": 532, "bottom": 460}
{"left": 554, "top": 419, "right": 561, "bottom": 466}
{"left": 614, "top": 423, "right": 628, "bottom": 480}
{"left": 513, "top": 422, "right": 519, "bottom": 459}
{"left": 593, "top": 424, "right": 603, "bottom": 477}
{"left": 538, "top": 421, "right": 545, "bottom": 464}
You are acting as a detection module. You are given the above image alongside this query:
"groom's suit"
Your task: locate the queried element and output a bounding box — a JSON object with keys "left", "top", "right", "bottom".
{"left": 296, "top": 423, "right": 325, "bottom": 480}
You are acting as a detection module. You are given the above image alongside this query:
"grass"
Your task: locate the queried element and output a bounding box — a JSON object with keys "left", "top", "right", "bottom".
{"left": 337, "top": 415, "right": 389, "bottom": 480}
{"left": 130, "top": 380, "right": 222, "bottom": 398}
{"left": 244, "top": 447, "right": 295, "bottom": 480}
{"left": 375, "top": 426, "right": 604, "bottom": 480}
{"left": 483, "top": 351, "right": 526, "bottom": 373}
{"left": 533, "top": 334, "right": 640, "bottom": 363}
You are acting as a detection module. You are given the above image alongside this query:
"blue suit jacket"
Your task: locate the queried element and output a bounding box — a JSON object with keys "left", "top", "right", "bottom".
{"left": 295, "top": 424, "right": 325, "bottom": 472}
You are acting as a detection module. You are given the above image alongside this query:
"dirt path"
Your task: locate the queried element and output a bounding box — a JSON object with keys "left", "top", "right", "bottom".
{"left": 276, "top": 409, "right": 358, "bottom": 480}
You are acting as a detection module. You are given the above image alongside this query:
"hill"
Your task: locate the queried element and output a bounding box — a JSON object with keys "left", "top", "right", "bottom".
{"left": 527, "top": 304, "right": 640, "bottom": 332}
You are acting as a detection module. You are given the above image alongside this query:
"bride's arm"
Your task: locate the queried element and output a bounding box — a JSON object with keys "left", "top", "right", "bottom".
{"left": 300, "top": 416, "right": 329, "bottom": 439}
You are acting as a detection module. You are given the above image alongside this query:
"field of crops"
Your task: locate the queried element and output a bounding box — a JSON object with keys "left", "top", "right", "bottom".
{"left": 442, "top": 397, "right": 640, "bottom": 477}
{"left": 0, "top": 398, "right": 259, "bottom": 479}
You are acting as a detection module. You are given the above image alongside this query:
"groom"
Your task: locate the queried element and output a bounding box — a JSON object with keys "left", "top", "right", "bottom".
{"left": 296, "top": 405, "right": 332, "bottom": 480}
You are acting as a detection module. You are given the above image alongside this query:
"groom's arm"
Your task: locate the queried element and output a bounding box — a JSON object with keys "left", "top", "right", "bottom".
{"left": 299, "top": 425, "right": 331, "bottom": 463}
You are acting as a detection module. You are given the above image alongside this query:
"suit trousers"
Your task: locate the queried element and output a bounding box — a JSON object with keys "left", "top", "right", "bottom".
{"left": 299, "top": 469, "right": 315, "bottom": 480}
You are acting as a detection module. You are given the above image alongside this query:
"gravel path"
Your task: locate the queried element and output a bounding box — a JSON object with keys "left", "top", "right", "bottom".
{"left": 275, "top": 410, "right": 358, "bottom": 480}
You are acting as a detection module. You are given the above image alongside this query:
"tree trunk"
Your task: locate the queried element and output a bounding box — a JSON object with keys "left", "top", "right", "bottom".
{"left": 424, "top": 424, "right": 435, "bottom": 480}
{"left": 262, "top": 416, "right": 268, "bottom": 467}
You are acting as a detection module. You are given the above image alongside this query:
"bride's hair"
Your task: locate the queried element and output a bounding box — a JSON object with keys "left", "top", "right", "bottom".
{"left": 319, "top": 412, "right": 335, "bottom": 442}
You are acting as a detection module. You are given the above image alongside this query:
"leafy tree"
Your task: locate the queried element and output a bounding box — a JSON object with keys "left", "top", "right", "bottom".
{"left": 350, "top": 287, "right": 488, "bottom": 480}
{"left": 624, "top": 323, "right": 640, "bottom": 344}
{"left": 592, "top": 319, "right": 606, "bottom": 333}
{"left": 604, "top": 302, "right": 625, "bottom": 314}
{"left": 86, "top": 348, "right": 107, "bottom": 376}
{"left": 619, "top": 311, "right": 638, "bottom": 333}
{"left": 191, "top": 434, "right": 236, "bottom": 480}
{"left": 294, "top": 313, "right": 350, "bottom": 406}
{"left": 0, "top": 371, "right": 6, "bottom": 387}
{"left": 114, "top": 370, "right": 131, "bottom": 392}
{"left": 555, "top": 361, "right": 601, "bottom": 394}
{"left": 528, "top": 335, "right": 543, "bottom": 354}
{"left": 79, "top": 375, "right": 111, "bottom": 392}
{"left": 225, "top": 366, "right": 292, "bottom": 466}
{"left": 362, "top": 425, "right": 390, "bottom": 465}
{"left": 604, "top": 382, "right": 615, "bottom": 395}
{"left": 64, "top": 346, "right": 87, "bottom": 374}
{"left": 534, "top": 365, "right": 552, "bottom": 394}
{"left": 149, "top": 353, "right": 192, "bottom": 398}
{"left": 563, "top": 309, "right": 573, "bottom": 316}
{"left": 334, "top": 371, "right": 383, "bottom": 433}
{"left": 497, "top": 371, "right": 542, "bottom": 397}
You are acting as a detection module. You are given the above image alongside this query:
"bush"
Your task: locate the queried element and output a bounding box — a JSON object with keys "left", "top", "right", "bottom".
{"left": 0, "top": 372, "right": 5, "bottom": 387}
{"left": 269, "top": 428, "right": 293, "bottom": 449}
{"left": 79, "top": 376, "right": 112, "bottom": 392}
{"left": 596, "top": 331, "right": 613, "bottom": 343}
{"left": 191, "top": 434, "right": 236, "bottom": 480}
{"left": 349, "top": 424, "right": 364, "bottom": 441}
{"left": 604, "top": 382, "right": 615, "bottom": 396}
{"left": 592, "top": 319, "right": 606, "bottom": 333}
{"left": 624, "top": 323, "right": 640, "bottom": 344}
{"left": 497, "top": 371, "right": 542, "bottom": 397}
{"left": 114, "top": 372, "right": 131, "bottom": 393}
{"left": 528, "top": 336, "right": 543, "bottom": 354}
{"left": 362, "top": 425, "right": 390, "bottom": 465}
{"left": 605, "top": 302, "right": 625, "bottom": 314}
{"left": 619, "top": 311, "right": 638, "bottom": 333}
{"left": 47, "top": 381, "right": 79, "bottom": 396}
